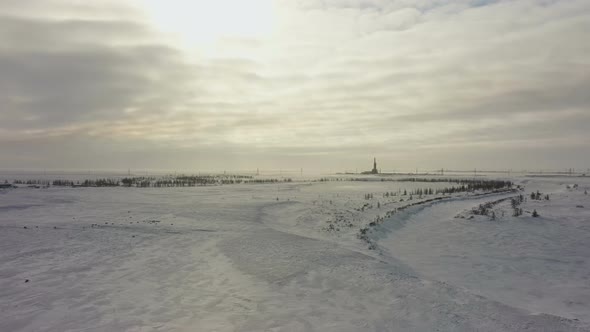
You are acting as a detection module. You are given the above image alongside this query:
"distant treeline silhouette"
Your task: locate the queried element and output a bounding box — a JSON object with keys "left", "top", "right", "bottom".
{"left": 39, "top": 175, "right": 292, "bottom": 187}
{"left": 13, "top": 179, "right": 51, "bottom": 186}
{"left": 13, "top": 176, "right": 507, "bottom": 190}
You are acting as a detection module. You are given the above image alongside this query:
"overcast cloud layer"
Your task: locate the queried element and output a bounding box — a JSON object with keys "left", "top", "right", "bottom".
{"left": 1, "top": 0, "right": 589, "bottom": 172}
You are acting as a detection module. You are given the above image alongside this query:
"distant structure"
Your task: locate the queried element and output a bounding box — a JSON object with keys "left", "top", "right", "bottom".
{"left": 362, "top": 158, "right": 379, "bottom": 174}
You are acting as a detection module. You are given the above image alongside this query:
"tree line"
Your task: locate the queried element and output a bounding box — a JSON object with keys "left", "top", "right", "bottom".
{"left": 42, "top": 175, "right": 292, "bottom": 188}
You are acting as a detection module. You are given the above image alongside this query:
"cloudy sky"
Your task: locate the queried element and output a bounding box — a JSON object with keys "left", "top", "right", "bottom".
{"left": 1, "top": 0, "right": 589, "bottom": 172}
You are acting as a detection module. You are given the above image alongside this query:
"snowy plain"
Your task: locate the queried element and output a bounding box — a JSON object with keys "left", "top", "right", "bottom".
{"left": 1, "top": 174, "right": 589, "bottom": 331}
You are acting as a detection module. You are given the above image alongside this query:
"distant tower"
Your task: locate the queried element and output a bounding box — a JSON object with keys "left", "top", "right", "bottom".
{"left": 371, "top": 157, "right": 378, "bottom": 174}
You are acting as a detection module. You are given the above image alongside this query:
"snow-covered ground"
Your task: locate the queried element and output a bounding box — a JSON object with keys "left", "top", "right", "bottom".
{"left": 1, "top": 175, "right": 589, "bottom": 331}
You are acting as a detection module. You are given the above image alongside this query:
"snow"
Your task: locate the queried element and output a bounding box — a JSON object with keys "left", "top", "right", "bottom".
{"left": 1, "top": 176, "right": 589, "bottom": 331}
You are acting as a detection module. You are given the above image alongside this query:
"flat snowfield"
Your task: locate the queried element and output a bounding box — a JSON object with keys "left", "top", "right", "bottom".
{"left": 1, "top": 176, "right": 590, "bottom": 331}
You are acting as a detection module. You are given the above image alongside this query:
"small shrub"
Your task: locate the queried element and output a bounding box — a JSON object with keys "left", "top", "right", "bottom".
{"left": 532, "top": 209, "right": 540, "bottom": 217}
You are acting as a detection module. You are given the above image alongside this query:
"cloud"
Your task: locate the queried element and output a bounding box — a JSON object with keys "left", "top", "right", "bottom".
{"left": 0, "top": 0, "right": 589, "bottom": 171}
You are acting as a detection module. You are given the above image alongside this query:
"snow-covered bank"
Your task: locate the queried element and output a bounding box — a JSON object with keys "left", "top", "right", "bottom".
{"left": 1, "top": 178, "right": 589, "bottom": 331}
{"left": 375, "top": 177, "right": 590, "bottom": 324}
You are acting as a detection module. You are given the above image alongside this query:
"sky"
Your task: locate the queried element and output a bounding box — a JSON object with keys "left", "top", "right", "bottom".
{"left": 0, "top": 0, "right": 589, "bottom": 173}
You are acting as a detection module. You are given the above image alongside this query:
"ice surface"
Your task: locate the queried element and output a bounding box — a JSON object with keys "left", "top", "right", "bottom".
{"left": 1, "top": 176, "right": 589, "bottom": 331}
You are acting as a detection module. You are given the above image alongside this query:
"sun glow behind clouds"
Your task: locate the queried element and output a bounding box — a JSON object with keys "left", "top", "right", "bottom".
{"left": 141, "top": 0, "right": 275, "bottom": 46}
